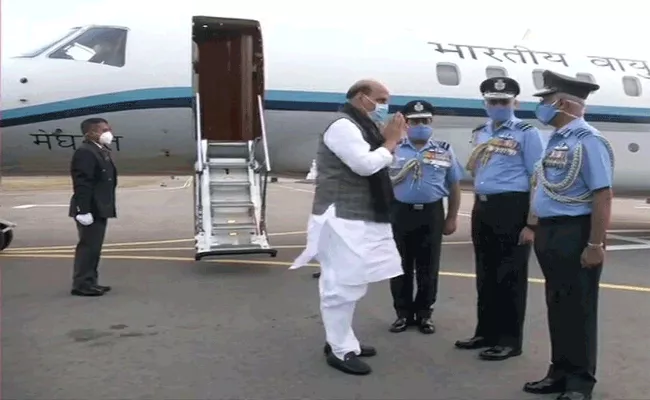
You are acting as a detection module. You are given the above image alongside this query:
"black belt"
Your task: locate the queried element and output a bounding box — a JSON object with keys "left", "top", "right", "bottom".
{"left": 475, "top": 191, "right": 529, "bottom": 202}
{"left": 394, "top": 200, "right": 442, "bottom": 211}
{"left": 538, "top": 214, "right": 591, "bottom": 226}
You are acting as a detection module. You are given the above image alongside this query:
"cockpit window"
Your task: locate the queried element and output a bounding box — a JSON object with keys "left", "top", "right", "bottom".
{"left": 48, "top": 27, "right": 128, "bottom": 67}
{"left": 14, "top": 28, "right": 81, "bottom": 58}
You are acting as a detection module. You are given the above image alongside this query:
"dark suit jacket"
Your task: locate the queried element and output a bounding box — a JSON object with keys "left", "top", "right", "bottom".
{"left": 68, "top": 140, "right": 118, "bottom": 218}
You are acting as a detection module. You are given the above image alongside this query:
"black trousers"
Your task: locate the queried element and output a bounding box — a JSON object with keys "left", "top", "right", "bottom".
{"left": 535, "top": 215, "right": 601, "bottom": 395}
{"left": 390, "top": 200, "right": 444, "bottom": 320}
{"left": 72, "top": 217, "right": 108, "bottom": 289}
{"left": 471, "top": 191, "right": 531, "bottom": 350}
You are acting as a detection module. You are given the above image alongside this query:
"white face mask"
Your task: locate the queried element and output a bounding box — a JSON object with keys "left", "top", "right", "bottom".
{"left": 99, "top": 131, "right": 114, "bottom": 145}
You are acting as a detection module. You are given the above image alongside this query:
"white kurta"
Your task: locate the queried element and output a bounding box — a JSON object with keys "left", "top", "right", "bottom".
{"left": 290, "top": 118, "right": 403, "bottom": 360}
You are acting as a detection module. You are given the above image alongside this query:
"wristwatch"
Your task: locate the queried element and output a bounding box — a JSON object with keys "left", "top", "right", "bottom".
{"left": 587, "top": 242, "right": 604, "bottom": 248}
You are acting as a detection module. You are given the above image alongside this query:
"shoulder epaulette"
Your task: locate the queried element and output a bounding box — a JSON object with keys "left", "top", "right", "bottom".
{"left": 573, "top": 128, "right": 593, "bottom": 139}
{"left": 472, "top": 124, "right": 486, "bottom": 133}
{"left": 514, "top": 121, "right": 534, "bottom": 132}
{"left": 435, "top": 140, "right": 450, "bottom": 151}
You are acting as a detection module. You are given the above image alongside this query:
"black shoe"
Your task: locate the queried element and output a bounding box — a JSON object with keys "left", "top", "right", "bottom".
{"left": 389, "top": 317, "right": 410, "bottom": 333}
{"left": 324, "top": 343, "right": 376, "bottom": 357}
{"left": 312, "top": 272, "right": 321, "bottom": 278}
{"left": 93, "top": 285, "right": 111, "bottom": 292}
{"left": 523, "top": 377, "right": 566, "bottom": 394}
{"left": 418, "top": 318, "right": 435, "bottom": 334}
{"left": 326, "top": 351, "right": 371, "bottom": 375}
{"left": 479, "top": 345, "right": 521, "bottom": 361}
{"left": 557, "top": 392, "right": 591, "bottom": 400}
{"left": 71, "top": 286, "right": 104, "bottom": 297}
{"left": 454, "top": 336, "right": 490, "bottom": 349}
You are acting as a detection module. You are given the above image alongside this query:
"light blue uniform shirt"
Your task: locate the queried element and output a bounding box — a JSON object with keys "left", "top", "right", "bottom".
{"left": 471, "top": 117, "right": 544, "bottom": 195}
{"left": 533, "top": 118, "right": 613, "bottom": 218}
{"left": 390, "top": 138, "right": 464, "bottom": 204}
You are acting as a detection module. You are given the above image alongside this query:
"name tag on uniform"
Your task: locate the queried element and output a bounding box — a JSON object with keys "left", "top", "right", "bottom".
{"left": 478, "top": 194, "right": 488, "bottom": 202}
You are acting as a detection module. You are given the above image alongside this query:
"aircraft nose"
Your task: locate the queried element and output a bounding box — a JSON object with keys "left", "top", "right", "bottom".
{"left": 0, "top": 66, "right": 10, "bottom": 113}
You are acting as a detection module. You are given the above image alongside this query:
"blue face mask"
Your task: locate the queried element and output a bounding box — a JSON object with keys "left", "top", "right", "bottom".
{"left": 407, "top": 125, "right": 433, "bottom": 141}
{"left": 369, "top": 103, "right": 389, "bottom": 123}
{"left": 535, "top": 102, "right": 560, "bottom": 125}
{"left": 485, "top": 106, "right": 514, "bottom": 122}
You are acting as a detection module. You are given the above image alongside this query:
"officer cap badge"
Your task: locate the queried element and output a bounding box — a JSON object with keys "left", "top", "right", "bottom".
{"left": 494, "top": 79, "right": 506, "bottom": 91}
{"left": 414, "top": 102, "right": 424, "bottom": 112}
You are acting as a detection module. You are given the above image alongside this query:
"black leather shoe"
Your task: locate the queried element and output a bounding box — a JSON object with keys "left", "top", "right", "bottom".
{"left": 93, "top": 285, "right": 111, "bottom": 292}
{"left": 326, "top": 351, "right": 371, "bottom": 375}
{"left": 389, "top": 317, "right": 410, "bottom": 333}
{"left": 418, "top": 318, "right": 435, "bottom": 334}
{"left": 71, "top": 286, "right": 104, "bottom": 297}
{"left": 479, "top": 345, "right": 521, "bottom": 361}
{"left": 324, "top": 343, "right": 376, "bottom": 357}
{"left": 454, "top": 336, "right": 490, "bottom": 349}
{"left": 557, "top": 391, "right": 591, "bottom": 400}
{"left": 523, "top": 377, "right": 566, "bottom": 394}
{"left": 312, "top": 272, "right": 321, "bottom": 278}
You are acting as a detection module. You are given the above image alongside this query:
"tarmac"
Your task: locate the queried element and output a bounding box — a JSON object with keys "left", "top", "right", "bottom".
{"left": 2, "top": 176, "right": 650, "bottom": 400}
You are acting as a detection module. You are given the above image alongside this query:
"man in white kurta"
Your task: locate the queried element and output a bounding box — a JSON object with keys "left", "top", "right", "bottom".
{"left": 291, "top": 79, "right": 405, "bottom": 375}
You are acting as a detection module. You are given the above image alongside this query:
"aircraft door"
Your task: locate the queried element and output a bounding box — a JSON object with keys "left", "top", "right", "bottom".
{"left": 192, "top": 17, "right": 262, "bottom": 142}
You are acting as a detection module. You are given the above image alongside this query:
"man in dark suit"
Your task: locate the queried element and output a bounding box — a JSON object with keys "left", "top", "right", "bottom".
{"left": 69, "top": 117, "right": 118, "bottom": 297}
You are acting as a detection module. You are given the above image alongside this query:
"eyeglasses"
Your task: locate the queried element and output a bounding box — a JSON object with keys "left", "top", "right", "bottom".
{"left": 407, "top": 118, "right": 432, "bottom": 125}
{"left": 486, "top": 99, "right": 512, "bottom": 106}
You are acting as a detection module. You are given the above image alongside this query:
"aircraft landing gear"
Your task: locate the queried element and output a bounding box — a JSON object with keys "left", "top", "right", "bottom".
{"left": 0, "top": 220, "right": 16, "bottom": 251}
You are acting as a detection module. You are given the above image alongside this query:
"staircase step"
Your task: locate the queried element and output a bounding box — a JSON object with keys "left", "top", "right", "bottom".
{"left": 212, "top": 223, "right": 256, "bottom": 231}
{"left": 208, "top": 158, "right": 248, "bottom": 168}
{"left": 211, "top": 210, "right": 254, "bottom": 225}
{"left": 208, "top": 141, "right": 249, "bottom": 147}
{"left": 209, "top": 179, "right": 249, "bottom": 186}
{"left": 207, "top": 142, "right": 250, "bottom": 159}
{"left": 209, "top": 230, "right": 255, "bottom": 246}
{"left": 211, "top": 200, "right": 254, "bottom": 208}
{"left": 209, "top": 182, "right": 251, "bottom": 202}
{"left": 205, "top": 243, "right": 270, "bottom": 252}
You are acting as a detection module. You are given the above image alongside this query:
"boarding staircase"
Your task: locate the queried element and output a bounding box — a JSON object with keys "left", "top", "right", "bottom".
{"left": 193, "top": 94, "right": 277, "bottom": 260}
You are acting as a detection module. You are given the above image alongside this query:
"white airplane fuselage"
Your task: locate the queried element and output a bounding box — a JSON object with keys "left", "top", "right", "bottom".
{"left": 1, "top": 12, "right": 649, "bottom": 195}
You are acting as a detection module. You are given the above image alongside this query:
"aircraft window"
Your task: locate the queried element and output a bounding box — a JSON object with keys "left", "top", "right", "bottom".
{"left": 532, "top": 70, "right": 545, "bottom": 90}
{"left": 576, "top": 73, "right": 596, "bottom": 84}
{"left": 15, "top": 28, "right": 81, "bottom": 58}
{"left": 622, "top": 76, "right": 642, "bottom": 97}
{"left": 436, "top": 63, "right": 460, "bottom": 86}
{"left": 48, "top": 27, "right": 128, "bottom": 67}
{"left": 486, "top": 66, "right": 508, "bottom": 78}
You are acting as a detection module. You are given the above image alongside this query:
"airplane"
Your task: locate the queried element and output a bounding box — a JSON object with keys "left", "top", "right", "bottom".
{"left": 1, "top": 9, "right": 649, "bottom": 249}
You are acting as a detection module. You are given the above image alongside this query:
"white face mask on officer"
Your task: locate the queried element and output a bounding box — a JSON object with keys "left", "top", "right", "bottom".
{"left": 99, "top": 131, "right": 114, "bottom": 146}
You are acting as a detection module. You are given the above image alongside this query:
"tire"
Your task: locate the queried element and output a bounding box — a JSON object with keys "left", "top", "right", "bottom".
{"left": 0, "top": 226, "right": 13, "bottom": 251}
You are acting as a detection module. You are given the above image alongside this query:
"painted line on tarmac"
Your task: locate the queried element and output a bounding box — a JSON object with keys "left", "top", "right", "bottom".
{"left": 4, "top": 230, "right": 309, "bottom": 252}
{"left": 2, "top": 181, "right": 192, "bottom": 197}
{"left": 4, "top": 241, "right": 473, "bottom": 254}
{"left": 2, "top": 253, "right": 649, "bottom": 293}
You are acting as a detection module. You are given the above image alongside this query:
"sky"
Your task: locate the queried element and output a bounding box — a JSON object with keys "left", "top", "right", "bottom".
{"left": 1, "top": 0, "right": 647, "bottom": 59}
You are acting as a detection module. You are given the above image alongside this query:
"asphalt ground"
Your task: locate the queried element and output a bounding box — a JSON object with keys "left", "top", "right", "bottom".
{"left": 2, "top": 176, "right": 650, "bottom": 399}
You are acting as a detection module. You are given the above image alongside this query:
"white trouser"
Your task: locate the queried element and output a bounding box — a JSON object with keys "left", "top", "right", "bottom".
{"left": 318, "top": 222, "right": 369, "bottom": 361}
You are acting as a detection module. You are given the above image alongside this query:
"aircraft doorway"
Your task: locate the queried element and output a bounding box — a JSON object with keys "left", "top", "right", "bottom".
{"left": 192, "top": 16, "right": 264, "bottom": 142}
